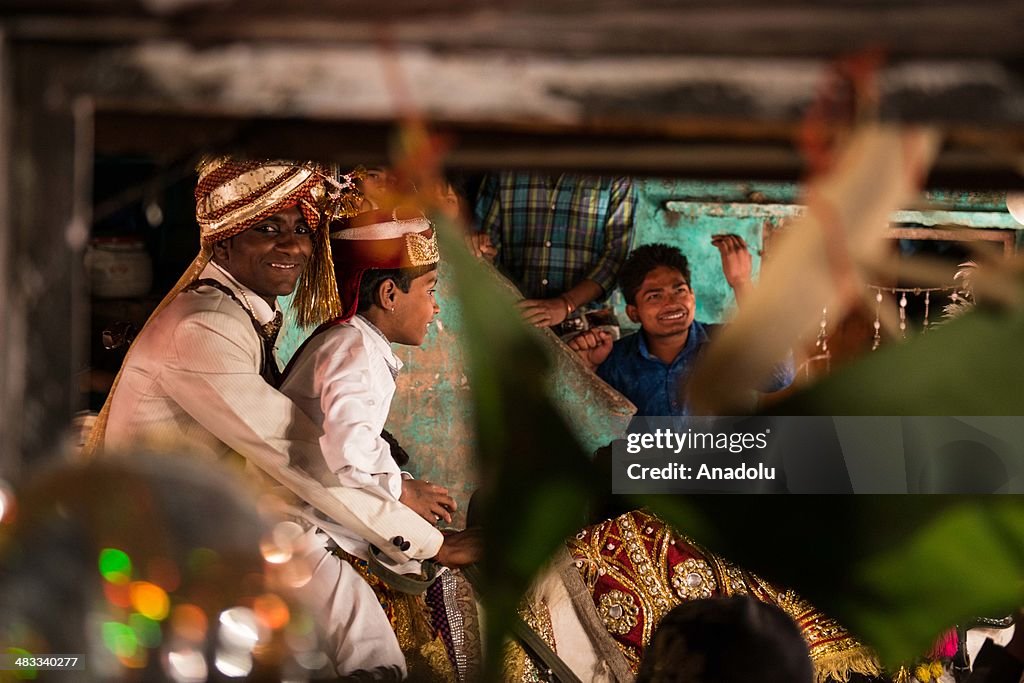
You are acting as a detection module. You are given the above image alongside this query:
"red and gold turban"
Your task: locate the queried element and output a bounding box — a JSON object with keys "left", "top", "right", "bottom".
{"left": 194, "top": 157, "right": 327, "bottom": 243}
{"left": 329, "top": 207, "right": 440, "bottom": 324}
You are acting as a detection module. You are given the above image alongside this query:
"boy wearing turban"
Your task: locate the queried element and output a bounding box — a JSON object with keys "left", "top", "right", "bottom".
{"left": 281, "top": 207, "right": 482, "bottom": 679}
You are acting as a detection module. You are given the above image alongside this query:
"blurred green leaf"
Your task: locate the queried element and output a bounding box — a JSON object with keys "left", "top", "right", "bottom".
{"left": 437, "top": 220, "right": 598, "bottom": 678}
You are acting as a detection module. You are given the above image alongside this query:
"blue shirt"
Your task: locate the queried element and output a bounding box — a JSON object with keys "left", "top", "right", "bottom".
{"left": 596, "top": 321, "right": 794, "bottom": 416}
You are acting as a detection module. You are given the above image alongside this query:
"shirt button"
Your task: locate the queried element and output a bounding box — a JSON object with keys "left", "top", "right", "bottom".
{"left": 545, "top": 241, "right": 552, "bottom": 248}
{"left": 541, "top": 278, "right": 549, "bottom": 286}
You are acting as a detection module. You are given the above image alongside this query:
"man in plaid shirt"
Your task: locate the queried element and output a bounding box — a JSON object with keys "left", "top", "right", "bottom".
{"left": 473, "top": 172, "right": 636, "bottom": 330}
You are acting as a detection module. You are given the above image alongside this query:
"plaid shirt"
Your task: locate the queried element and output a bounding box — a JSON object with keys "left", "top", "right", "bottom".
{"left": 474, "top": 172, "right": 636, "bottom": 302}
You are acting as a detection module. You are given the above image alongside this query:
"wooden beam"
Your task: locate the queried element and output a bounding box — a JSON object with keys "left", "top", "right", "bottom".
{"left": 4, "top": 2, "right": 1023, "bottom": 60}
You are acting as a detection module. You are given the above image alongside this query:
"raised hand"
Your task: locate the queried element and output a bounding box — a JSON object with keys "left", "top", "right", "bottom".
{"left": 712, "top": 234, "right": 753, "bottom": 299}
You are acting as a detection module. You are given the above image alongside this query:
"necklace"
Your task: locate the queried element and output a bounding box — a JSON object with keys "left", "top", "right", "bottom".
{"left": 210, "top": 260, "right": 263, "bottom": 322}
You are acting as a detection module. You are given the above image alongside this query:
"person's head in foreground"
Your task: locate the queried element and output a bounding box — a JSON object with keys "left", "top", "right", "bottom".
{"left": 330, "top": 206, "right": 441, "bottom": 346}
{"left": 635, "top": 596, "right": 814, "bottom": 683}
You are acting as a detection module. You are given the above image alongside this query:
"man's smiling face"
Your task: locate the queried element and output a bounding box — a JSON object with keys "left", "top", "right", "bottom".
{"left": 626, "top": 265, "right": 696, "bottom": 339}
{"left": 212, "top": 205, "right": 313, "bottom": 305}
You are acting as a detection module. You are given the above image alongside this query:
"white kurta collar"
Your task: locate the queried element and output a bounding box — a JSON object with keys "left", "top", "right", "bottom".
{"left": 203, "top": 261, "right": 279, "bottom": 325}
{"left": 352, "top": 315, "right": 403, "bottom": 374}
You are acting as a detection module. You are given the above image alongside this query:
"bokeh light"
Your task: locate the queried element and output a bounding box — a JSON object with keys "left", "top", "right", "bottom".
{"left": 130, "top": 581, "right": 170, "bottom": 621}
{"left": 0, "top": 480, "right": 15, "bottom": 524}
{"left": 129, "top": 612, "right": 162, "bottom": 648}
{"left": 218, "top": 607, "right": 261, "bottom": 651}
{"left": 171, "top": 604, "right": 208, "bottom": 644}
{"left": 272, "top": 555, "right": 313, "bottom": 589}
{"left": 214, "top": 648, "right": 253, "bottom": 678}
{"left": 99, "top": 548, "right": 132, "bottom": 585}
{"left": 260, "top": 521, "right": 304, "bottom": 564}
{"left": 103, "top": 581, "right": 132, "bottom": 609}
{"left": 165, "top": 647, "right": 207, "bottom": 683}
{"left": 101, "top": 621, "right": 138, "bottom": 658}
{"left": 284, "top": 612, "right": 317, "bottom": 654}
{"left": 119, "top": 648, "right": 148, "bottom": 669}
{"left": 295, "top": 650, "right": 329, "bottom": 672}
{"left": 253, "top": 593, "right": 290, "bottom": 630}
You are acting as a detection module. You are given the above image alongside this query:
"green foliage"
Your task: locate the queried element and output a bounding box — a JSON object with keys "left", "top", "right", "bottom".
{"left": 437, "top": 220, "right": 598, "bottom": 678}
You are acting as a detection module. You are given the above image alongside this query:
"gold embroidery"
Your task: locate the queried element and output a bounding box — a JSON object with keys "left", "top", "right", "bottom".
{"left": 671, "top": 558, "right": 717, "bottom": 601}
{"left": 721, "top": 561, "right": 750, "bottom": 595}
{"left": 407, "top": 230, "right": 440, "bottom": 266}
{"left": 198, "top": 166, "right": 314, "bottom": 236}
{"left": 599, "top": 590, "right": 640, "bottom": 635}
{"left": 563, "top": 512, "right": 883, "bottom": 683}
{"left": 504, "top": 599, "right": 558, "bottom": 682}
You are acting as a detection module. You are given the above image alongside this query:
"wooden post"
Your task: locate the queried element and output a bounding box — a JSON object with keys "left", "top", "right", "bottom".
{"left": 2, "top": 43, "right": 91, "bottom": 475}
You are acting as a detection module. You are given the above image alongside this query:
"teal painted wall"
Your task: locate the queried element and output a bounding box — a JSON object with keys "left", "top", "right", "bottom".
{"left": 617, "top": 180, "right": 795, "bottom": 330}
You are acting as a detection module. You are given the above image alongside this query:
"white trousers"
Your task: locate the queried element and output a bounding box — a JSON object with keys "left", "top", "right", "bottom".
{"left": 293, "top": 528, "right": 407, "bottom": 677}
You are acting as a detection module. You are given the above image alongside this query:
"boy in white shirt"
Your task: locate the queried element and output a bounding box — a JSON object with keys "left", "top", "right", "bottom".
{"left": 281, "top": 206, "right": 479, "bottom": 678}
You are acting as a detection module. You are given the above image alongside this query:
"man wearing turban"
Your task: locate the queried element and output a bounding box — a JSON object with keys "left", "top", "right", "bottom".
{"left": 83, "top": 158, "right": 448, "bottom": 674}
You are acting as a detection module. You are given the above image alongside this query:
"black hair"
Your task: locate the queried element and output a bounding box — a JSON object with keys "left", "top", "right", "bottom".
{"left": 442, "top": 172, "right": 470, "bottom": 201}
{"left": 618, "top": 243, "right": 691, "bottom": 306}
{"left": 635, "top": 596, "right": 813, "bottom": 683}
{"left": 356, "top": 264, "right": 437, "bottom": 313}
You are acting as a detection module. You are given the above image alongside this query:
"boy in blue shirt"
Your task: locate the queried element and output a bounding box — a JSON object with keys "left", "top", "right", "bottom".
{"left": 569, "top": 237, "right": 793, "bottom": 416}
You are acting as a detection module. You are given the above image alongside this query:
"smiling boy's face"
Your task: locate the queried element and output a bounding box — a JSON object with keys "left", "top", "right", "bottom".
{"left": 389, "top": 270, "right": 441, "bottom": 346}
{"left": 625, "top": 265, "right": 696, "bottom": 339}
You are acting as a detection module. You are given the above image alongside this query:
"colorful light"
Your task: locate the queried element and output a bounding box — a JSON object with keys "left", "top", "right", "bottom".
{"left": 130, "top": 581, "right": 170, "bottom": 621}
{"left": 171, "top": 605, "right": 208, "bottom": 644}
{"left": 103, "top": 581, "right": 132, "bottom": 609}
{"left": 253, "top": 593, "right": 290, "bottom": 630}
{"left": 260, "top": 521, "right": 304, "bottom": 564}
{"left": 101, "top": 621, "right": 138, "bottom": 658}
{"left": 99, "top": 548, "right": 132, "bottom": 585}
{"left": 129, "top": 612, "right": 162, "bottom": 648}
